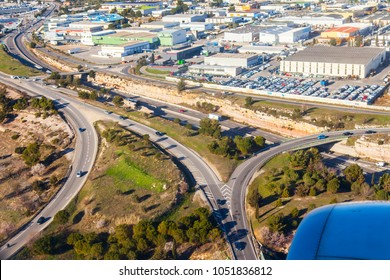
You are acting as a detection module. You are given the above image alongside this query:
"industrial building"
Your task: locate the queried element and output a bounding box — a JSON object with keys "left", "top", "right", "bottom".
{"left": 272, "top": 15, "right": 345, "bottom": 28}
{"left": 188, "top": 64, "right": 242, "bottom": 77}
{"left": 259, "top": 26, "right": 311, "bottom": 44}
{"left": 280, "top": 46, "right": 386, "bottom": 79}
{"left": 238, "top": 45, "right": 288, "bottom": 54}
{"left": 141, "top": 21, "right": 179, "bottom": 29}
{"left": 165, "top": 45, "right": 203, "bottom": 60}
{"left": 98, "top": 41, "right": 150, "bottom": 57}
{"left": 205, "top": 16, "right": 241, "bottom": 24}
{"left": 100, "top": 1, "right": 163, "bottom": 11}
{"left": 161, "top": 14, "right": 206, "bottom": 23}
{"left": 180, "top": 22, "right": 214, "bottom": 32}
{"left": 204, "top": 53, "right": 260, "bottom": 68}
{"left": 158, "top": 29, "right": 187, "bottom": 46}
{"left": 92, "top": 31, "right": 159, "bottom": 46}
{"left": 224, "top": 25, "right": 263, "bottom": 42}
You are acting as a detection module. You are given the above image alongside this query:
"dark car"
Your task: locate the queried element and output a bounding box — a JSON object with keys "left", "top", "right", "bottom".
{"left": 343, "top": 132, "right": 353, "bottom": 136}
{"left": 78, "top": 127, "right": 85, "bottom": 132}
{"left": 155, "top": 131, "right": 164, "bottom": 136}
{"left": 118, "top": 115, "right": 126, "bottom": 120}
{"left": 365, "top": 130, "right": 376, "bottom": 134}
{"left": 234, "top": 242, "right": 245, "bottom": 251}
{"left": 37, "top": 216, "right": 45, "bottom": 224}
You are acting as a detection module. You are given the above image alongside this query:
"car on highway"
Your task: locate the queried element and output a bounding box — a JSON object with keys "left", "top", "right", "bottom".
{"left": 179, "top": 109, "right": 186, "bottom": 113}
{"left": 234, "top": 242, "right": 245, "bottom": 251}
{"left": 365, "top": 130, "right": 376, "bottom": 134}
{"left": 155, "top": 131, "right": 164, "bottom": 136}
{"left": 78, "top": 128, "right": 85, "bottom": 132}
{"left": 118, "top": 115, "right": 126, "bottom": 120}
{"left": 317, "top": 134, "right": 327, "bottom": 140}
{"left": 76, "top": 171, "right": 82, "bottom": 178}
{"left": 37, "top": 216, "right": 45, "bottom": 224}
{"left": 342, "top": 132, "right": 353, "bottom": 136}
{"left": 52, "top": 85, "right": 59, "bottom": 89}
{"left": 104, "top": 110, "right": 112, "bottom": 114}
{"left": 46, "top": 70, "right": 52, "bottom": 74}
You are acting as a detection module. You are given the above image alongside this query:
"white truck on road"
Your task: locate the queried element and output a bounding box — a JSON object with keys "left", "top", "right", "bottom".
{"left": 376, "top": 162, "right": 386, "bottom": 167}
{"left": 208, "top": 113, "right": 221, "bottom": 121}
{"left": 68, "top": 48, "right": 81, "bottom": 54}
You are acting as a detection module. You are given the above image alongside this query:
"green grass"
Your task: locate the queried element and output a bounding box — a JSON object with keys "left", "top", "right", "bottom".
{"left": 145, "top": 67, "right": 170, "bottom": 75}
{"left": 0, "top": 47, "right": 41, "bottom": 76}
{"left": 106, "top": 157, "right": 165, "bottom": 192}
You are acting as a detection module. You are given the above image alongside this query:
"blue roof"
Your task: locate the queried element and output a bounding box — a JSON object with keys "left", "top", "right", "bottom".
{"left": 288, "top": 202, "right": 390, "bottom": 260}
{"left": 89, "top": 13, "right": 123, "bottom": 23}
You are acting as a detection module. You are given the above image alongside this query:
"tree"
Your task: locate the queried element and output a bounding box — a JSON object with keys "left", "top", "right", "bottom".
{"left": 135, "top": 11, "right": 142, "bottom": 18}
{"left": 199, "top": 118, "right": 221, "bottom": 139}
{"left": 329, "top": 38, "right": 337, "bottom": 46}
{"left": 90, "top": 91, "right": 98, "bottom": 101}
{"left": 89, "top": 70, "right": 96, "bottom": 79}
{"left": 177, "top": 79, "right": 186, "bottom": 92}
{"left": 33, "top": 236, "right": 55, "bottom": 255}
{"left": 228, "top": 4, "right": 235, "bottom": 12}
{"left": 22, "top": 142, "right": 41, "bottom": 167}
{"left": 247, "top": 187, "right": 260, "bottom": 208}
{"left": 267, "top": 213, "right": 285, "bottom": 233}
{"left": 31, "top": 163, "right": 45, "bottom": 176}
{"left": 150, "top": 53, "right": 155, "bottom": 64}
{"left": 54, "top": 210, "right": 70, "bottom": 224}
{"left": 354, "top": 35, "right": 363, "bottom": 47}
{"left": 30, "top": 42, "right": 37, "bottom": 48}
{"left": 379, "top": 173, "right": 390, "bottom": 192}
{"left": 245, "top": 96, "right": 253, "bottom": 107}
{"left": 344, "top": 164, "right": 364, "bottom": 184}
{"left": 113, "top": 96, "right": 124, "bottom": 107}
{"left": 327, "top": 177, "right": 340, "bottom": 194}
{"left": 49, "top": 72, "right": 61, "bottom": 80}
{"left": 254, "top": 136, "right": 265, "bottom": 148}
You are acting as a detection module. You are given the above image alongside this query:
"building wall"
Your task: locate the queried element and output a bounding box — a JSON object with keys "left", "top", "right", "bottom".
{"left": 205, "top": 55, "right": 259, "bottom": 68}
{"left": 224, "top": 32, "right": 253, "bottom": 42}
{"left": 158, "top": 29, "right": 186, "bottom": 46}
{"left": 99, "top": 41, "right": 149, "bottom": 57}
{"left": 280, "top": 60, "right": 375, "bottom": 78}
{"left": 188, "top": 65, "right": 242, "bottom": 76}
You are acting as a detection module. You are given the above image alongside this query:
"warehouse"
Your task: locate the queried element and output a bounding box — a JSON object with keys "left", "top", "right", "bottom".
{"left": 205, "top": 53, "right": 260, "bottom": 68}
{"left": 224, "top": 25, "right": 263, "bottom": 42}
{"left": 259, "top": 26, "right": 311, "bottom": 44}
{"left": 280, "top": 46, "right": 386, "bottom": 79}
{"left": 162, "top": 14, "right": 206, "bottom": 23}
{"left": 272, "top": 15, "right": 345, "bottom": 28}
{"left": 188, "top": 64, "right": 242, "bottom": 77}
{"left": 92, "top": 31, "right": 159, "bottom": 46}
{"left": 98, "top": 41, "right": 150, "bottom": 57}
{"left": 158, "top": 29, "right": 187, "bottom": 46}
{"left": 180, "top": 22, "right": 214, "bottom": 32}
{"left": 141, "top": 21, "right": 179, "bottom": 29}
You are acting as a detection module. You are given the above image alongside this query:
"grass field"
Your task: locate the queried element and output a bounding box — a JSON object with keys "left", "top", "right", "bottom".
{"left": 106, "top": 158, "right": 165, "bottom": 192}
{"left": 0, "top": 47, "right": 41, "bottom": 76}
{"left": 145, "top": 67, "right": 170, "bottom": 76}
{"left": 79, "top": 99, "right": 239, "bottom": 181}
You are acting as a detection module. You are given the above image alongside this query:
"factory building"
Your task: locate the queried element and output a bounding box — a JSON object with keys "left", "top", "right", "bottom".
{"left": 161, "top": 14, "right": 206, "bottom": 23}
{"left": 204, "top": 53, "right": 260, "bottom": 68}
{"left": 188, "top": 65, "right": 242, "bottom": 77}
{"left": 158, "top": 29, "right": 187, "bottom": 46}
{"left": 280, "top": 46, "right": 386, "bottom": 79}
{"left": 98, "top": 41, "right": 150, "bottom": 57}
{"left": 224, "top": 25, "right": 263, "bottom": 42}
{"left": 141, "top": 21, "right": 179, "bottom": 29}
{"left": 259, "top": 26, "right": 311, "bottom": 44}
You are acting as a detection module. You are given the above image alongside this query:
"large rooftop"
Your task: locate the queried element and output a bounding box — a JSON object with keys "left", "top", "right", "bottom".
{"left": 284, "top": 46, "right": 385, "bottom": 65}
{"left": 207, "top": 53, "right": 258, "bottom": 59}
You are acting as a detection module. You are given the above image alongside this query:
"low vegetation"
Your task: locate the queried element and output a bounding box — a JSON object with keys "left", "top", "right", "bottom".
{"left": 0, "top": 46, "right": 41, "bottom": 76}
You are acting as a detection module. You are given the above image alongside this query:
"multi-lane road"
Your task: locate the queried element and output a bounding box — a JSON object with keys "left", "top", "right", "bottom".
{"left": 1, "top": 15, "right": 390, "bottom": 260}
{"left": 0, "top": 74, "right": 98, "bottom": 260}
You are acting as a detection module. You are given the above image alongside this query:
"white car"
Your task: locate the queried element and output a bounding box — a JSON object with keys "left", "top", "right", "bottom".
{"left": 76, "top": 171, "right": 82, "bottom": 177}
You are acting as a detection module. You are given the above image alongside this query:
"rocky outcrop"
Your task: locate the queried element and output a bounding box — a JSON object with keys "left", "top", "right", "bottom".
{"left": 91, "top": 73, "right": 323, "bottom": 137}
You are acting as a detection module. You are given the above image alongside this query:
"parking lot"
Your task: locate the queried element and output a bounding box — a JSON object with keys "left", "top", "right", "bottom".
{"left": 178, "top": 68, "right": 386, "bottom": 105}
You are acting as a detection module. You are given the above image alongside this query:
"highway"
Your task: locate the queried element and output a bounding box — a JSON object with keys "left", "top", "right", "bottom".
{"left": 0, "top": 74, "right": 98, "bottom": 260}
{"left": 3, "top": 13, "right": 390, "bottom": 260}
{"left": 227, "top": 128, "right": 390, "bottom": 259}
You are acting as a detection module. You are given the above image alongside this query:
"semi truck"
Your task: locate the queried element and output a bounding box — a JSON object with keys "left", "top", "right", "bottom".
{"left": 68, "top": 48, "right": 81, "bottom": 54}
{"left": 208, "top": 113, "right": 221, "bottom": 121}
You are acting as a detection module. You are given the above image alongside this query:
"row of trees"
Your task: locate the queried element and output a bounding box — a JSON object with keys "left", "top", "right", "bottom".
{"left": 33, "top": 207, "right": 221, "bottom": 259}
